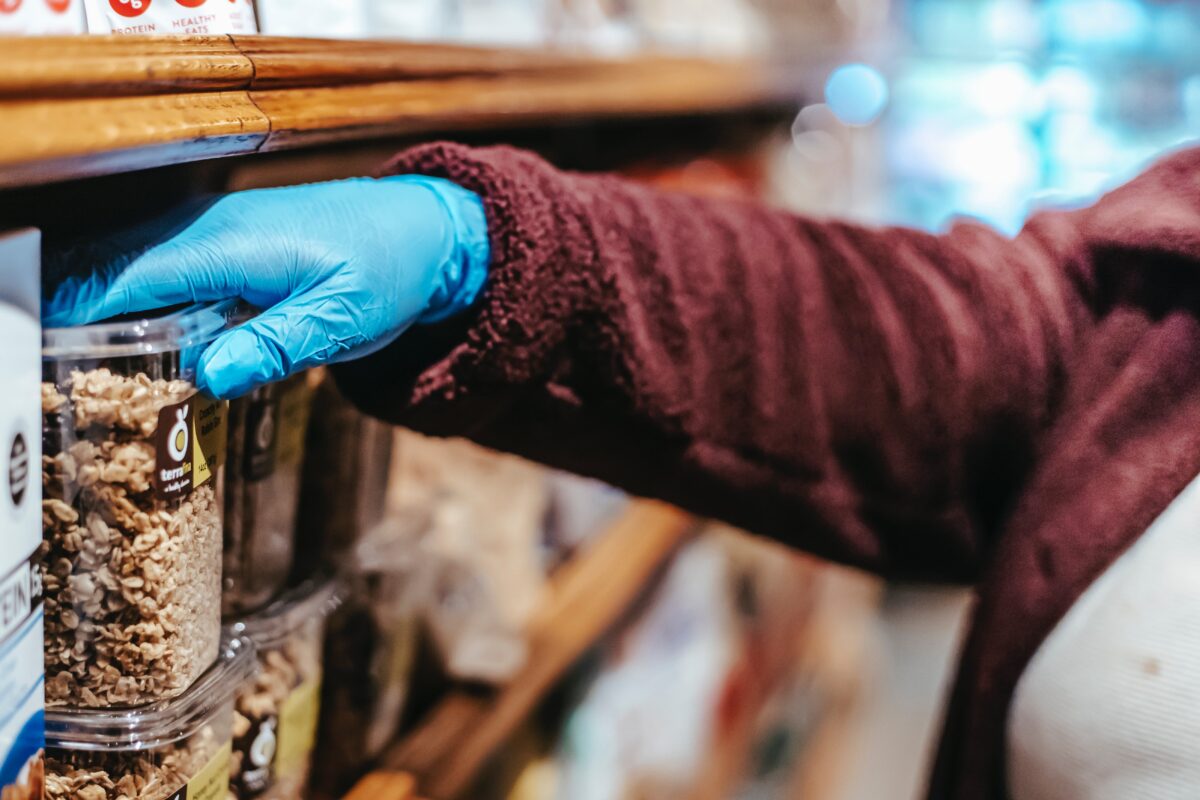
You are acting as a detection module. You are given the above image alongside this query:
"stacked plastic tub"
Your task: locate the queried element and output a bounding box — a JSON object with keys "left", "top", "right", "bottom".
{"left": 222, "top": 367, "right": 347, "bottom": 800}
{"left": 222, "top": 372, "right": 314, "bottom": 618}
{"left": 40, "top": 301, "right": 257, "bottom": 800}
{"left": 228, "top": 577, "right": 341, "bottom": 800}
{"left": 40, "top": 303, "right": 385, "bottom": 800}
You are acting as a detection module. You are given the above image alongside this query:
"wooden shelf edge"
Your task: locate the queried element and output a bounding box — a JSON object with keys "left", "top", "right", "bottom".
{"left": 345, "top": 500, "right": 695, "bottom": 800}
{"left": 229, "top": 35, "right": 589, "bottom": 90}
{"left": 250, "top": 62, "right": 783, "bottom": 153}
{"left": 0, "top": 35, "right": 252, "bottom": 97}
{"left": 0, "top": 90, "right": 269, "bottom": 189}
{"left": 0, "top": 37, "right": 800, "bottom": 188}
{"left": 342, "top": 771, "right": 419, "bottom": 800}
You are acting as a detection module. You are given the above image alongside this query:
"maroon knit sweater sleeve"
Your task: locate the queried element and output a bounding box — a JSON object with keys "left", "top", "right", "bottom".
{"left": 334, "top": 142, "right": 1102, "bottom": 582}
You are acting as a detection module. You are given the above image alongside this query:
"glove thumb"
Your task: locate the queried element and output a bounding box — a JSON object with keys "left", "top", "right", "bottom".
{"left": 197, "top": 286, "right": 405, "bottom": 399}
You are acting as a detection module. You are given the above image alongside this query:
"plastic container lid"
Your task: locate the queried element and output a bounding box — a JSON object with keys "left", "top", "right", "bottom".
{"left": 42, "top": 299, "right": 242, "bottom": 360}
{"left": 44, "top": 634, "right": 256, "bottom": 752}
{"left": 230, "top": 575, "right": 345, "bottom": 652}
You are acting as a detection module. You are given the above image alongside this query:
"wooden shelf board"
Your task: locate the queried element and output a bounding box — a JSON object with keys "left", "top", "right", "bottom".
{"left": 347, "top": 500, "right": 695, "bottom": 800}
{"left": 0, "top": 36, "right": 252, "bottom": 97}
{"left": 0, "top": 90, "right": 268, "bottom": 187}
{"left": 229, "top": 35, "right": 577, "bottom": 89}
{"left": 342, "top": 771, "right": 419, "bottom": 800}
{"left": 0, "top": 36, "right": 797, "bottom": 187}
{"left": 251, "top": 61, "right": 774, "bottom": 153}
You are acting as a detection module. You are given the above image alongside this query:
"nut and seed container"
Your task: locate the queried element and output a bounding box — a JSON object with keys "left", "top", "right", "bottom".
{"left": 223, "top": 372, "right": 314, "bottom": 617}
{"left": 41, "top": 300, "right": 239, "bottom": 708}
{"left": 228, "top": 576, "right": 341, "bottom": 800}
{"left": 44, "top": 634, "right": 255, "bottom": 800}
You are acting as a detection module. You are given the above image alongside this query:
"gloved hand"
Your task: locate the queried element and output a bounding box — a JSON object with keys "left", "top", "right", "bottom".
{"left": 43, "top": 175, "right": 490, "bottom": 399}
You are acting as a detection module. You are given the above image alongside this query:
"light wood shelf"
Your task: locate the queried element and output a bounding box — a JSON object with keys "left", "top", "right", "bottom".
{"left": 0, "top": 35, "right": 798, "bottom": 187}
{"left": 345, "top": 500, "right": 695, "bottom": 800}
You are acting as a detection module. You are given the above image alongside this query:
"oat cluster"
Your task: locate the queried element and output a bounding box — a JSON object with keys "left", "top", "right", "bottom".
{"left": 45, "top": 726, "right": 223, "bottom": 800}
{"left": 1, "top": 752, "right": 43, "bottom": 800}
{"left": 41, "top": 368, "right": 222, "bottom": 708}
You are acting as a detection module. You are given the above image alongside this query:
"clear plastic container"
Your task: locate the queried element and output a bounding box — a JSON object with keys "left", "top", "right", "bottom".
{"left": 311, "top": 521, "right": 422, "bottom": 797}
{"left": 223, "top": 372, "right": 314, "bottom": 617}
{"left": 44, "top": 634, "right": 255, "bottom": 800}
{"left": 228, "top": 576, "right": 341, "bottom": 800}
{"left": 292, "top": 372, "right": 393, "bottom": 579}
{"left": 41, "top": 300, "right": 239, "bottom": 708}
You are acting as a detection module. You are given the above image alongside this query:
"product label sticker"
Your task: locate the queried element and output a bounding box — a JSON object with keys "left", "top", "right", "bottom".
{"left": 243, "top": 377, "right": 311, "bottom": 483}
{"left": 243, "top": 388, "right": 278, "bottom": 483}
{"left": 83, "top": 0, "right": 256, "bottom": 34}
{"left": 153, "top": 394, "right": 227, "bottom": 501}
{"left": 0, "top": 554, "right": 42, "bottom": 650}
{"left": 233, "top": 673, "right": 321, "bottom": 797}
{"left": 233, "top": 706, "right": 277, "bottom": 797}
{"left": 0, "top": 610, "right": 43, "bottom": 797}
{"left": 274, "top": 378, "right": 312, "bottom": 470}
{"left": 165, "top": 740, "right": 231, "bottom": 800}
{"left": 274, "top": 675, "right": 322, "bottom": 781}
{"left": 0, "top": 0, "right": 85, "bottom": 32}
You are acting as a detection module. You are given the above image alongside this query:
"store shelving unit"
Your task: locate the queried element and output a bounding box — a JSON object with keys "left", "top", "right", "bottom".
{"left": 350, "top": 500, "right": 696, "bottom": 800}
{"left": 0, "top": 35, "right": 797, "bottom": 188}
{"left": 2, "top": 35, "right": 801, "bottom": 799}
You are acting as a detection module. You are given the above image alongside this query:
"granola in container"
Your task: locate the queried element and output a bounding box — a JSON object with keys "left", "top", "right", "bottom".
{"left": 44, "top": 634, "right": 254, "bottom": 800}
{"left": 41, "top": 300, "right": 239, "bottom": 708}
{"left": 228, "top": 576, "right": 341, "bottom": 800}
{"left": 223, "top": 373, "right": 314, "bottom": 617}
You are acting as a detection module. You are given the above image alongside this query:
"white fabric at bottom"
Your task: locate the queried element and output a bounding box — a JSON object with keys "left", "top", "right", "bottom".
{"left": 1008, "top": 471, "right": 1200, "bottom": 799}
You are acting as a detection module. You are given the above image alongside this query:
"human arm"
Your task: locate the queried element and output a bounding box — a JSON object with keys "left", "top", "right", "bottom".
{"left": 47, "top": 143, "right": 1200, "bottom": 582}
{"left": 334, "top": 142, "right": 1134, "bottom": 582}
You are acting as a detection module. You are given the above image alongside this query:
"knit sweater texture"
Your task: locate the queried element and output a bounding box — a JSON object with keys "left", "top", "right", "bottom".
{"left": 334, "top": 142, "right": 1200, "bottom": 799}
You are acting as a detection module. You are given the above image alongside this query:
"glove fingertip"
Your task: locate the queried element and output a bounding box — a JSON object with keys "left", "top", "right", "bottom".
{"left": 198, "top": 327, "right": 283, "bottom": 399}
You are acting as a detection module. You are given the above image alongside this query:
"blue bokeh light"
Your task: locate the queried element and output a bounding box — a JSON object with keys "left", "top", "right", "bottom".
{"left": 825, "top": 63, "right": 890, "bottom": 126}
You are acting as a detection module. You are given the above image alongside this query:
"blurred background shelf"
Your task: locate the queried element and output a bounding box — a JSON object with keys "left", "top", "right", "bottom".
{"left": 0, "top": 35, "right": 800, "bottom": 188}
{"left": 344, "top": 500, "right": 695, "bottom": 800}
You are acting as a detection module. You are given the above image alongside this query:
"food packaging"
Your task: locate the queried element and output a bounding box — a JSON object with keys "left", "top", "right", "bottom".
{"left": 41, "top": 300, "right": 238, "bottom": 708}
{"left": 454, "top": 0, "right": 550, "bottom": 47}
{"left": 0, "top": 0, "right": 87, "bottom": 35}
{"left": 387, "top": 429, "right": 549, "bottom": 684}
{"left": 292, "top": 373, "right": 392, "bottom": 579}
{"left": 364, "top": 0, "right": 445, "bottom": 40}
{"left": 81, "top": 0, "right": 256, "bottom": 35}
{"left": 542, "top": 471, "right": 627, "bottom": 570}
{"left": 43, "top": 634, "right": 254, "bottom": 800}
{"left": 223, "top": 373, "right": 313, "bottom": 617}
{"left": 311, "top": 520, "right": 421, "bottom": 797}
{"left": 228, "top": 576, "right": 341, "bottom": 800}
{"left": 0, "top": 231, "right": 45, "bottom": 800}
{"left": 550, "top": 0, "right": 639, "bottom": 54}
{"left": 253, "top": 0, "right": 366, "bottom": 38}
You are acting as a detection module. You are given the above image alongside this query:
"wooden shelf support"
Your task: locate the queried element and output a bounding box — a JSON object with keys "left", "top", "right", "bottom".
{"left": 347, "top": 500, "right": 695, "bottom": 800}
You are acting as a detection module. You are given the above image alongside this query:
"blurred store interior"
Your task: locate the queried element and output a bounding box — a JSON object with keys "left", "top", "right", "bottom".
{"left": 3, "top": 2, "right": 1199, "bottom": 800}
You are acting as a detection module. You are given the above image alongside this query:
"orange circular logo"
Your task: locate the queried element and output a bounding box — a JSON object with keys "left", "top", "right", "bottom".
{"left": 174, "top": 0, "right": 206, "bottom": 7}
{"left": 45, "top": 0, "right": 71, "bottom": 12}
{"left": 109, "top": 0, "right": 148, "bottom": 16}
{"left": 0, "top": 0, "right": 21, "bottom": 14}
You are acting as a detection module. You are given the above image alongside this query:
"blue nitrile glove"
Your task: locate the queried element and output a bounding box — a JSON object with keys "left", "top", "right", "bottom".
{"left": 43, "top": 176, "right": 490, "bottom": 399}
